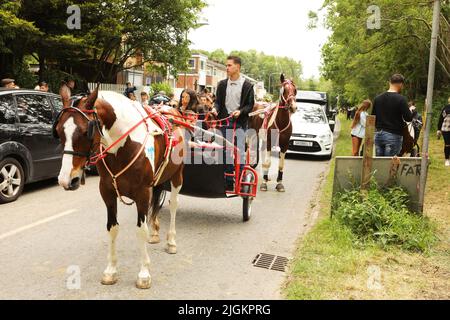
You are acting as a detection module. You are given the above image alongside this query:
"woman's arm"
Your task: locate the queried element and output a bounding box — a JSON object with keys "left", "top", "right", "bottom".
{"left": 437, "top": 106, "right": 447, "bottom": 131}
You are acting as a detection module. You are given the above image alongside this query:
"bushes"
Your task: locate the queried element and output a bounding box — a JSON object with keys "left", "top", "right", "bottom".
{"left": 333, "top": 184, "right": 437, "bottom": 253}
{"left": 151, "top": 82, "right": 173, "bottom": 96}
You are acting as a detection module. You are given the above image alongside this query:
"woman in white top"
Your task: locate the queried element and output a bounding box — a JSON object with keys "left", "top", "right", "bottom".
{"left": 351, "top": 99, "right": 372, "bottom": 156}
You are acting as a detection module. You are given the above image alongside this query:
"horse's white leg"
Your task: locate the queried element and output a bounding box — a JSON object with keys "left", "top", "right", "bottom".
{"left": 136, "top": 214, "right": 152, "bottom": 289}
{"left": 260, "top": 145, "right": 271, "bottom": 191}
{"left": 276, "top": 152, "right": 286, "bottom": 192}
{"left": 101, "top": 225, "right": 119, "bottom": 285}
{"left": 167, "top": 182, "right": 181, "bottom": 254}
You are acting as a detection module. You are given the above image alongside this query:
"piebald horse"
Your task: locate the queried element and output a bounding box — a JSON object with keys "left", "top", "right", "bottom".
{"left": 249, "top": 74, "right": 297, "bottom": 192}
{"left": 54, "top": 87, "right": 186, "bottom": 289}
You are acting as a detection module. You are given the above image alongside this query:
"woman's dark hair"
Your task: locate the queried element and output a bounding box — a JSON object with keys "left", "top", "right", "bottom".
{"left": 178, "top": 89, "right": 199, "bottom": 112}
{"left": 352, "top": 100, "right": 372, "bottom": 129}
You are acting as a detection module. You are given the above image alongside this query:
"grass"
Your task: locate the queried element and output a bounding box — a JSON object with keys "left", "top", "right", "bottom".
{"left": 283, "top": 113, "right": 450, "bottom": 300}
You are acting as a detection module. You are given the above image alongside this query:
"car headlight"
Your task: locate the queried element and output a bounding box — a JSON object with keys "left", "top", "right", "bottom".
{"left": 319, "top": 134, "right": 332, "bottom": 144}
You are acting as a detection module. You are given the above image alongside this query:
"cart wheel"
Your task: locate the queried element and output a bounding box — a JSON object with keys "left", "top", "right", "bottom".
{"left": 243, "top": 197, "right": 252, "bottom": 222}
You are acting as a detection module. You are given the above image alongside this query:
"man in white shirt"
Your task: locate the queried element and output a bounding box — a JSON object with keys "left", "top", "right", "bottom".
{"left": 212, "top": 56, "right": 255, "bottom": 191}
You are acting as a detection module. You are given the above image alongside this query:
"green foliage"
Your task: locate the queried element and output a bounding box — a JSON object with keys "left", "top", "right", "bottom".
{"left": 151, "top": 82, "right": 173, "bottom": 96}
{"left": 333, "top": 183, "right": 438, "bottom": 253}
{"left": 1, "top": 0, "right": 207, "bottom": 82}
{"left": 320, "top": 0, "right": 450, "bottom": 104}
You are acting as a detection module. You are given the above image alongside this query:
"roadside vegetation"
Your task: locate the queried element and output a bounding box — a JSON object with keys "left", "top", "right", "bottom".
{"left": 283, "top": 114, "right": 450, "bottom": 300}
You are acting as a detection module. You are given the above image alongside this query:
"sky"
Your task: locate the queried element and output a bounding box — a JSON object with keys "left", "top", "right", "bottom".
{"left": 189, "top": 0, "right": 331, "bottom": 79}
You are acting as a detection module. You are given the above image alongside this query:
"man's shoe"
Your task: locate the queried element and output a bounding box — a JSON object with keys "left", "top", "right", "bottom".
{"left": 445, "top": 160, "right": 450, "bottom": 167}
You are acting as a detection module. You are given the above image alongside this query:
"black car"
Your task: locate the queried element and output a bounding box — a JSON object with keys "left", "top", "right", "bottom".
{"left": 0, "top": 88, "right": 64, "bottom": 203}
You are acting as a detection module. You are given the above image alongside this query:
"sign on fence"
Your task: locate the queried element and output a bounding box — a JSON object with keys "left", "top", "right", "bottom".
{"left": 333, "top": 156, "right": 422, "bottom": 212}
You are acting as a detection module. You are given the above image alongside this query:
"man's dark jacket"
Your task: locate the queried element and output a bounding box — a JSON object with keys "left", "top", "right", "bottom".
{"left": 214, "top": 78, "right": 255, "bottom": 127}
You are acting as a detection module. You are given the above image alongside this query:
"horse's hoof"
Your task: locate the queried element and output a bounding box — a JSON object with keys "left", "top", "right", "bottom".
{"left": 260, "top": 183, "right": 268, "bottom": 192}
{"left": 101, "top": 273, "right": 118, "bottom": 286}
{"left": 136, "top": 276, "right": 152, "bottom": 290}
{"left": 149, "top": 235, "right": 160, "bottom": 244}
{"left": 166, "top": 245, "right": 177, "bottom": 255}
{"left": 276, "top": 183, "right": 285, "bottom": 192}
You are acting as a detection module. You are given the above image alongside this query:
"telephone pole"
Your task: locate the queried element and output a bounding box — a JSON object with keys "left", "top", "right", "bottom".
{"left": 418, "top": 0, "right": 441, "bottom": 213}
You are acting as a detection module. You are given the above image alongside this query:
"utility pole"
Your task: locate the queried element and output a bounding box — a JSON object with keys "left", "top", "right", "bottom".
{"left": 419, "top": 0, "right": 441, "bottom": 213}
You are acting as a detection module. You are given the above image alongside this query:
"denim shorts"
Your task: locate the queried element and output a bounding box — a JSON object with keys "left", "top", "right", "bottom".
{"left": 374, "top": 130, "right": 403, "bottom": 157}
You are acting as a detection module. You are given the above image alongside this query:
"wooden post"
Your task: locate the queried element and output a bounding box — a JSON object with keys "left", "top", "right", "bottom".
{"left": 361, "top": 115, "right": 376, "bottom": 191}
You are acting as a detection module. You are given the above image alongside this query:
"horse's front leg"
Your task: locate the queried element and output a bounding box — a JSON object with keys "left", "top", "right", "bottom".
{"left": 260, "top": 130, "right": 272, "bottom": 192}
{"left": 100, "top": 187, "right": 119, "bottom": 286}
{"left": 276, "top": 152, "right": 286, "bottom": 192}
{"left": 167, "top": 180, "right": 182, "bottom": 254}
{"left": 136, "top": 197, "right": 152, "bottom": 289}
{"left": 148, "top": 187, "right": 161, "bottom": 244}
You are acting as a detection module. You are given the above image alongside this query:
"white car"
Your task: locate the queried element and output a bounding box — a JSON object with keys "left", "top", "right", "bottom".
{"left": 288, "top": 102, "right": 335, "bottom": 159}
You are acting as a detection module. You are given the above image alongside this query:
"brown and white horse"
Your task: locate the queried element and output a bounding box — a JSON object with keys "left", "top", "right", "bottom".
{"left": 249, "top": 74, "right": 297, "bottom": 192}
{"left": 54, "top": 87, "right": 186, "bottom": 289}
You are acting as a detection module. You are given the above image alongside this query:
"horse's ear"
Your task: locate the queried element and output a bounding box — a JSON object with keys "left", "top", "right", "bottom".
{"left": 280, "top": 74, "right": 285, "bottom": 83}
{"left": 84, "top": 83, "right": 100, "bottom": 110}
{"left": 59, "top": 82, "right": 71, "bottom": 109}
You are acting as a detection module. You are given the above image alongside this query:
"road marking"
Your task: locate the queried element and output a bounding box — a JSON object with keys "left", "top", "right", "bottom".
{"left": 0, "top": 209, "right": 77, "bottom": 241}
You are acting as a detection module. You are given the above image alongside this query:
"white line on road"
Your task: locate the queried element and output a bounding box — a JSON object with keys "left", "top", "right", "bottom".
{"left": 0, "top": 209, "right": 78, "bottom": 241}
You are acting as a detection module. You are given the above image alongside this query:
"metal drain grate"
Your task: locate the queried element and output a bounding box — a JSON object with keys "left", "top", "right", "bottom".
{"left": 252, "top": 253, "right": 289, "bottom": 272}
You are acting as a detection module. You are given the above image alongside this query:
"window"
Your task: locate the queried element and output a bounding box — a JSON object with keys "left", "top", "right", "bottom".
{"left": 16, "top": 94, "right": 53, "bottom": 125}
{"left": 200, "top": 60, "right": 205, "bottom": 70}
{"left": 50, "top": 96, "right": 63, "bottom": 113}
{"left": 0, "top": 95, "right": 16, "bottom": 124}
{"left": 188, "top": 59, "right": 196, "bottom": 69}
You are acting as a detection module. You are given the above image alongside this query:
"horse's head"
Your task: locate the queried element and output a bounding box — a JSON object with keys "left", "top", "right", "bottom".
{"left": 280, "top": 74, "right": 297, "bottom": 113}
{"left": 54, "top": 85, "right": 100, "bottom": 191}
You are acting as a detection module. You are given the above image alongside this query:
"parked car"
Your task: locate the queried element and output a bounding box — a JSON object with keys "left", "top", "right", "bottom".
{"left": 0, "top": 88, "right": 64, "bottom": 204}
{"left": 288, "top": 102, "right": 335, "bottom": 159}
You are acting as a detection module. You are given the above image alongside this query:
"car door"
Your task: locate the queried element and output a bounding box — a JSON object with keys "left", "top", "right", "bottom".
{"left": 14, "top": 93, "right": 62, "bottom": 181}
{"left": 0, "top": 94, "right": 18, "bottom": 146}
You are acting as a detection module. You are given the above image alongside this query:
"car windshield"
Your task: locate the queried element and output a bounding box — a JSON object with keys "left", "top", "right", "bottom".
{"left": 295, "top": 103, "right": 327, "bottom": 124}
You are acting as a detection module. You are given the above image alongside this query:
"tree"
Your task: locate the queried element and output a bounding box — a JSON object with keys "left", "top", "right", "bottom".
{"left": 318, "top": 0, "right": 450, "bottom": 104}
{"left": 0, "top": 0, "right": 207, "bottom": 84}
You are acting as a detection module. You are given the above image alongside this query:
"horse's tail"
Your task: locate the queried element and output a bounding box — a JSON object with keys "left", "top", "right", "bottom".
{"left": 150, "top": 184, "right": 164, "bottom": 219}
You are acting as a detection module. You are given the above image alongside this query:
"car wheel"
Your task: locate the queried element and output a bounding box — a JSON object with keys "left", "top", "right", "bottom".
{"left": 0, "top": 158, "right": 25, "bottom": 204}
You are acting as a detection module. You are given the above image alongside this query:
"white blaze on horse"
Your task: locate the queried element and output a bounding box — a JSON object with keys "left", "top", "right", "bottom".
{"left": 54, "top": 86, "right": 187, "bottom": 289}
{"left": 249, "top": 74, "right": 297, "bottom": 192}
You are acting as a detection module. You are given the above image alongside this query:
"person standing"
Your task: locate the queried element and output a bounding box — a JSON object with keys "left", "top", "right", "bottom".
{"left": 124, "top": 82, "right": 137, "bottom": 97}
{"left": 211, "top": 56, "right": 255, "bottom": 191}
{"left": 372, "top": 74, "right": 413, "bottom": 156}
{"left": 351, "top": 100, "right": 372, "bottom": 156}
{"left": 140, "top": 91, "right": 149, "bottom": 107}
{"left": 437, "top": 97, "right": 450, "bottom": 167}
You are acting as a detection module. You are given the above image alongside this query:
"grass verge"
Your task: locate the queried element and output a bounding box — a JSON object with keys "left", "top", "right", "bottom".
{"left": 283, "top": 114, "right": 450, "bottom": 300}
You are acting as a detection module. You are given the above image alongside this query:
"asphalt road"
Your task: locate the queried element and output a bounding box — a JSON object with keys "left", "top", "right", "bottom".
{"left": 0, "top": 152, "right": 330, "bottom": 300}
